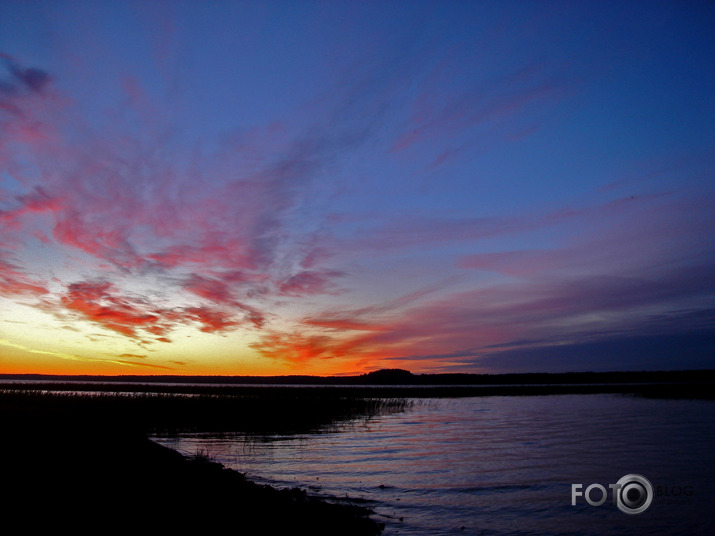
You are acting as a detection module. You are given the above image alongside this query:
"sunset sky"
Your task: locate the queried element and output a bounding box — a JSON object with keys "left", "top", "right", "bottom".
{"left": 1, "top": 1, "right": 713, "bottom": 376}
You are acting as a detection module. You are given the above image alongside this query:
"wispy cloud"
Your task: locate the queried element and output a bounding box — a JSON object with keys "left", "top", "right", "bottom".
{"left": 391, "top": 64, "right": 566, "bottom": 154}
{"left": 44, "top": 279, "right": 252, "bottom": 341}
{"left": 249, "top": 184, "right": 715, "bottom": 371}
{"left": 0, "top": 259, "right": 48, "bottom": 297}
{"left": 0, "top": 338, "right": 173, "bottom": 370}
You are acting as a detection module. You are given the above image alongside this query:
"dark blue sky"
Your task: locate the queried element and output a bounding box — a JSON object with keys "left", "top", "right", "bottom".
{"left": 0, "top": 1, "right": 713, "bottom": 375}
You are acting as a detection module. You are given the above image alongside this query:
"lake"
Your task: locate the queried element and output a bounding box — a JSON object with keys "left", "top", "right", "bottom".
{"left": 153, "top": 394, "right": 715, "bottom": 535}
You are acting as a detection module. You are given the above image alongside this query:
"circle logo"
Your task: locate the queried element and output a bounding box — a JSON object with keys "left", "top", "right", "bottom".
{"left": 615, "top": 474, "right": 653, "bottom": 515}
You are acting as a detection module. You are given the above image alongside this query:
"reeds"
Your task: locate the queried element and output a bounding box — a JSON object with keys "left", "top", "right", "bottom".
{"left": 0, "top": 387, "right": 412, "bottom": 436}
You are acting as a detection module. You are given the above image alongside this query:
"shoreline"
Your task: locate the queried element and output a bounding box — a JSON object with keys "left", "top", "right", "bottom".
{"left": 2, "top": 419, "right": 384, "bottom": 534}
{"left": 2, "top": 368, "right": 713, "bottom": 387}
{"left": 2, "top": 383, "right": 712, "bottom": 531}
{"left": 0, "top": 392, "right": 390, "bottom": 533}
{"left": 2, "top": 380, "right": 714, "bottom": 398}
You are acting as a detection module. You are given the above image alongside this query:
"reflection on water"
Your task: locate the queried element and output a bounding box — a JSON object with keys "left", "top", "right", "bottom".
{"left": 153, "top": 395, "right": 715, "bottom": 535}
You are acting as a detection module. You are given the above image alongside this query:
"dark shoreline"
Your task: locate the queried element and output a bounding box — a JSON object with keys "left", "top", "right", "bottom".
{"left": 2, "top": 425, "right": 383, "bottom": 533}
{"left": 3, "top": 369, "right": 713, "bottom": 401}
{"left": 2, "top": 377, "right": 713, "bottom": 532}
{"left": 2, "top": 380, "right": 714, "bottom": 399}
{"left": 0, "top": 390, "right": 401, "bottom": 533}
{"left": 3, "top": 368, "right": 714, "bottom": 386}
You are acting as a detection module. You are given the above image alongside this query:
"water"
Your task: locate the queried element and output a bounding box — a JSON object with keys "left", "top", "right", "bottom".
{"left": 153, "top": 394, "right": 715, "bottom": 535}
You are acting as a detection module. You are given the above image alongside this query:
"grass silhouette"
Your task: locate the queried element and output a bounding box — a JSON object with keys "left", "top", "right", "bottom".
{"left": 0, "top": 388, "right": 409, "bottom": 533}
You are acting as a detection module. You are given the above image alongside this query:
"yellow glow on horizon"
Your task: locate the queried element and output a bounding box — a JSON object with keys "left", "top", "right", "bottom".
{"left": 0, "top": 297, "right": 435, "bottom": 377}
{"left": 0, "top": 300, "right": 378, "bottom": 376}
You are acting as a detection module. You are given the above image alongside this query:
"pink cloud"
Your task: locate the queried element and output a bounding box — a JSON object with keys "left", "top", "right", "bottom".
{"left": 1, "top": 52, "right": 369, "bottom": 321}
{"left": 184, "top": 306, "right": 241, "bottom": 334}
{"left": 184, "top": 273, "right": 237, "bottom": 305}
{"left": 53, "top": 212, "right": 140, "bottom": 269}
{"left": 16, "top": 186, "right": 63, "bottom": 214}
{"left": 59, "top": 281, "right": 167, "bottom": 339}
{"left": 0, "top": 187, "right": 64, "bottom": 231}
{"left": 250, "top": 330, "right": 369, "bottom": 364}
{"left": 182, "top": 273, "right": 266, "bottom": 328}
{"left": 0, "top": 70, "right": 305, "bottom": 340}
{"left": 278, "top": 270, "right": 344, "bottom": 297}
{"left": 251, "top": 283, "right": 457, "bottom": 364}
{"left": 49, "top": 279, "right": 257, "bottom": 340}
{"left": 0, "top": 259, "right": 48, "bottom": 297}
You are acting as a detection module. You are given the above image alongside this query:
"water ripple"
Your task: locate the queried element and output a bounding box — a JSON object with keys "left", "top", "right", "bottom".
{"left": 154, "top": 394, "right": 715, "bottom": 536}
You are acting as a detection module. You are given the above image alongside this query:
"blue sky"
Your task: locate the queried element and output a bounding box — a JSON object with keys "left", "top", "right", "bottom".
{"left": 0, "top": 1, "right": 713, "bottom": 375}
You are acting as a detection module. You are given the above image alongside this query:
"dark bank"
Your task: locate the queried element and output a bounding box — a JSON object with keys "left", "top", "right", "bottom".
{"left": 2, "top": 369, "right": 713, "bottom": 533}
{"left": 0, "top": 390, "right": 406, "bottom": 534}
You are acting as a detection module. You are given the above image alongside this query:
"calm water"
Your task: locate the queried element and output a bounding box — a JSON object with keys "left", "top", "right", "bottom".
{"left": 153, "top": 394, "right": 715, "bottom": 535}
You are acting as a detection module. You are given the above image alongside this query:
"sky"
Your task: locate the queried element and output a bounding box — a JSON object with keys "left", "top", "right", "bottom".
{"left": 0, "top": 1, "right": 713, "bottom": 376}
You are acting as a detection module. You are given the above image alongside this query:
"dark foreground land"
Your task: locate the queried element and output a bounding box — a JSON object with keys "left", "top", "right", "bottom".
{"left": 2, "top": 370, "right": 713, "bottom": 532}
{"left": 1, "top": 390, "right": 402, "bottom": 534}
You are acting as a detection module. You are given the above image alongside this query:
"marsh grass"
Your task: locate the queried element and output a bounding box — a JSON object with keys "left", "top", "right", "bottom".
{"left": 0, "top": 387, "right": 412, "bottom": 436}
{"left": 0, "top": 385, "right": 410, "bottom": 535}
{"left": 191, "top": 447, "right": 214, "bottom": 463}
